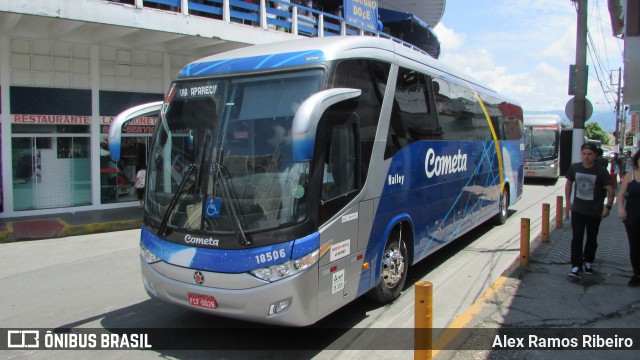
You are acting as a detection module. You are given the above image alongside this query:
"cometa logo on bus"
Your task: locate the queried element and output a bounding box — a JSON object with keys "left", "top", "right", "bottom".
{"left": 184, "top": 234, "right": 220, "bottom": 247}
{"left": 424, "top": 148, "right": 468, "bottom": 178}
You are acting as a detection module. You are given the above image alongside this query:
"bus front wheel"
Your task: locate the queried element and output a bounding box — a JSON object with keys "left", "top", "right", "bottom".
{"left": 367, "top": 226, "right": 408, "bottom": 303}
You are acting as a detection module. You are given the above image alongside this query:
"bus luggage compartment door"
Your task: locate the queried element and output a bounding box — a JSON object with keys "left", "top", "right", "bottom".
{"left": 316, "top": 205, "right": 363, "bottom": 318}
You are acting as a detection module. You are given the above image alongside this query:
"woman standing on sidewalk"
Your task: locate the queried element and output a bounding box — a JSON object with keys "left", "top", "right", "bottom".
{"left": 618, "top": 151, "right": 640, "bottom": 287}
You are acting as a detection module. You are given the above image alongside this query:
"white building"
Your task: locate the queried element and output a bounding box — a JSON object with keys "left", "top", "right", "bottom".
{"left": 608, "top": 0, "right": 640, "bottom": 145}
{"left": 0, "top": 0, "right": 444, "bottom": 217}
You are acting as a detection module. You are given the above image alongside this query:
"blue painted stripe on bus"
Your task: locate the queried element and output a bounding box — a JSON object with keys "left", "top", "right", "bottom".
{"left": 291, "top": 232, "right": 320, "bottom": 259}
{"left": 254, "top": 54, "right": 276, "bottom": 70}
{"left": 178, "top": 50, "right": 326, "bottom": 78}
{"left": 367, "top": 139, "right": 516, "bottom": 268}
{"left": 190, "top": 59, "right": 233, "bottom": 76}
{"left": 141, "top": 227, "right": 314, "bottom": 273}
{"left": 272, "top": 50, "right": 324, "bottom": 67}
{"left": 421, "top": 141, "right": 498, "bottom": 254}
{"left": 292, "top": 137, "right": 314, "bottom": 162}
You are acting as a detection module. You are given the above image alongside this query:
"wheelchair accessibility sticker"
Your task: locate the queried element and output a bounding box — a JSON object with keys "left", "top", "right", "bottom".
{"left": 205, "top": 197, "right": 222, "bottom": 218}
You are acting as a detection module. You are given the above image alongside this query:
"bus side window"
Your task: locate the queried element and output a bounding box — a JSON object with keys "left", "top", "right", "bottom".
{"left": 333, "top": 59, "right": 389, "bottom": 185}
{"left": 322, "top": 122, "right": 357, "bottom": 201}
{"left": 433, "top": 78, "right": 457, "bottom": 140}
{"left": 434, "top": 79, "right": 489, "bottom": 141}
{"left": 385, "top": 68, "right": 439, "bottom": 159}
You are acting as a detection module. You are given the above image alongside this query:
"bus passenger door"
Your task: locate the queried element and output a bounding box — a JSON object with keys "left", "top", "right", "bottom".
{"left": 316, "top": 114, "right": 365, "bottom": 319}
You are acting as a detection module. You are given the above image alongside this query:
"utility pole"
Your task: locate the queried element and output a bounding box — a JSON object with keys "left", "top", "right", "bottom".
{"left": 571, "top": 0, "right": 589, "bottom": 163}
{"left": 613, "top": 68, "right": 623, "bottom": 150}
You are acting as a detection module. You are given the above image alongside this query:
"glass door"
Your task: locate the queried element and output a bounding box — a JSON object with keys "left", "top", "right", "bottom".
{"left": 11, "top": 137, "right": 37, "bottom": 211}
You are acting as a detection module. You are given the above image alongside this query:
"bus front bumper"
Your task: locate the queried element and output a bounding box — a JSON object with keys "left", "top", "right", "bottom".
{"left": 141, "top": 256, "right": 320, "bottom": 326}
{"left": 524, "top": 164, "right": 558, "bottom": 179}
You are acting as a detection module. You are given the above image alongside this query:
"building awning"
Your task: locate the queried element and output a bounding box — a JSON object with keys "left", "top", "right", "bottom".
{"left": 378, "top": 8, "right": 441, "bottom": 59}
{"left": 607, "top": 0, "right": 624, "bottom": 36}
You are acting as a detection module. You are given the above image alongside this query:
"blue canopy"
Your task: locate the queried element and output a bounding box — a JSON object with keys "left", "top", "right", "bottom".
{"left": 378, "top": 7, "right": 441, "bottom": 59}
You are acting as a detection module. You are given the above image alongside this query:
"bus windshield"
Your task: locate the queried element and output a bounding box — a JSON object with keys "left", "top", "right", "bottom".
{"left": 524, "top": 126, "right": 559, "bottom": 161}
{"left": 146, "top": 70, "right": 324, "bottom": 234}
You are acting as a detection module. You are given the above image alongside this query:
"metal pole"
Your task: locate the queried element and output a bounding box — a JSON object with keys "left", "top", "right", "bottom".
{"left": 613, "top": 68, "right": 622, "bottom": 147}
{"left": 621, "top": 108, "right": 628, "bottom": 149}
{"left": 571, "top": 0, "right": 589, "bottom": 164}
{"left": 556, "top": 196, "right": 564, "bottom": 229}
{"left": 414, "top": 282, "right": 433, "bottom": 360}
{"left": 542, "top": 203, "right": 550, "bottom": 242}
{"left": 520, "top": 218, "right": 530, "bottom": 266}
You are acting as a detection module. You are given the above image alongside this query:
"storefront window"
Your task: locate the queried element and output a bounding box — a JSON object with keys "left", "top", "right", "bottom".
{"left": 12, "top": 131, "right": 91, "bottom": 211}
{"left": 100, "top": 135, "right": 149, "bottom": 204}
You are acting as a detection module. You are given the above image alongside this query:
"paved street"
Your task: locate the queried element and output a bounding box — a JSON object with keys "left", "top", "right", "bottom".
{"left": 3, "top": 179, "right": 638, "bottom": 359}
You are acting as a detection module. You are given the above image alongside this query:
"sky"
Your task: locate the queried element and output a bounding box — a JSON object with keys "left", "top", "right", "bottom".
{"left": 432, "top": 0, "right": 624, "bottom": 121}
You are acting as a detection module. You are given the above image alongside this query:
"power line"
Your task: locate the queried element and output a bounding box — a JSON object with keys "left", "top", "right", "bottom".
{"left": 587, "top": 34, "right": 616, "bottom": 110}
{"left": 583, "top": 0, "right": 621, "bottom": 112}
{"left": 592, "top": 0, "right": 613, "bottom": 70}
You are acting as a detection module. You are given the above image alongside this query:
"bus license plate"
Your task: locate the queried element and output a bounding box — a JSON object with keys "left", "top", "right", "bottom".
{"left": 188, "top": 293, "right": 218, "bottom": 309}
{"left": 526, "top": 171, "right": 535, "bottom": 176}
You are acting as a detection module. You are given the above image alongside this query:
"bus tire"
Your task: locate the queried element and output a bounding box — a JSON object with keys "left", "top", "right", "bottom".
{"left": 367, "top": 226, "right": 408, "bottom": 303}
{"left": 494, "top": 187, "right": 510, "bottom": 225}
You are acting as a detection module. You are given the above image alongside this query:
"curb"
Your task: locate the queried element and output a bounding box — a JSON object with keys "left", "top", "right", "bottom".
{"left": 432, "top": 216, "right": 563, "bottom": 355}
{"left": 0, "top": 230, "right": 13, "bottom": 244}
{"left": 60, "top": 220, "right": 143, "bottom": 238}
{"left": 0, "top": 219, "right": 143, "bottom": 243}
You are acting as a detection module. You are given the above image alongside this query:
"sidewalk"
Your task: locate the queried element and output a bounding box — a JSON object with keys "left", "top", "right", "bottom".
{"left": 0, "top": 207, "right": 143, "bottom": 243}
{"left": 438, "top": 201, "right": 640, "bottom": 359}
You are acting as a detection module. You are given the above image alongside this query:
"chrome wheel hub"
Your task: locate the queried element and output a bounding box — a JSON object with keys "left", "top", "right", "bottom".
{"left": 501, "top": 193, "right": 508, "bottom": 217}
{"left": 382, "top": 246, "right": 405, "bottom": 288}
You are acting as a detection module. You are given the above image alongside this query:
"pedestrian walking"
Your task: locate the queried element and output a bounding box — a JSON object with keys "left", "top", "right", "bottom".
{"left": 611, "top": 152, "right": 621, "bottom": 182}
{"left": 624, "top": 150, "right": 633, "bottom": 174}
{"left": 617, "top": 151, "right": 640, "bottom": 287}
{"left": 595, "top": 147, "right": 608, "bottom": 170}
{"left": 565, "top": 142, "right": 615, "bottom": 279}
{"left": 135, "top": 164, "right": 147, "bottom": 208}
{"left": 618, "top": 149, "right": 627, "bottom": 180}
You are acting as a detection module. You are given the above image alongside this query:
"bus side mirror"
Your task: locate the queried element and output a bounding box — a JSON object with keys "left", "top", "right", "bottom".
{"left": 291, "top": 88, "right": 361, "bottom": 162}
{"left": 108, "top": 101, "right": 163, "bottom": 161}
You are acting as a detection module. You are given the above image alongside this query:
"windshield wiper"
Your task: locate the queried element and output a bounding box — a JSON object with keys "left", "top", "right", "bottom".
{"left": 158, "top": 164, "right": 199, "bottom": 236}
{"left": 212, "top": 162, "right": 251, "bottom": 246}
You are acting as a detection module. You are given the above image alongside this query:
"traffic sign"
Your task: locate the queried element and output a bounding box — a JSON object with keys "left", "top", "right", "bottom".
{"left": 565, "top": 97, "right": 593, "bottom": 122}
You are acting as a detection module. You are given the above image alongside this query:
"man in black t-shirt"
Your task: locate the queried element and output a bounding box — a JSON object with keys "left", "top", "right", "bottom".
{"left": 565, "top": 142, "right": 615, "bottom": 279}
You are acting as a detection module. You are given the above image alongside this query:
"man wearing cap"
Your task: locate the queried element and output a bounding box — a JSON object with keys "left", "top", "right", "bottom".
{"left": 565, "top": 142, "right": 615, "bottom": 279}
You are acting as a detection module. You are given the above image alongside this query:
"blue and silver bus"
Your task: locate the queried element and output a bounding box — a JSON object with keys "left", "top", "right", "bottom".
{"left": 110, "top": 36, "right": 524, "bottom": 326}
{"left": 523, "top": 114, "right": 571, "bottom": 180}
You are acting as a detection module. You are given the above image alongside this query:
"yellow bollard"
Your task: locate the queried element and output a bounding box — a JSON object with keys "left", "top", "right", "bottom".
{"left": 556, "top": 196, "right": 563, "bottom": 229}
{"left": 542, "top": 203, "right": 550, "bottom": 242}
{"left": 414, "top": 281, "right": 433, "bottom": 360}
{"left": 521, "top": 218, "right": 530, "bottom": 266}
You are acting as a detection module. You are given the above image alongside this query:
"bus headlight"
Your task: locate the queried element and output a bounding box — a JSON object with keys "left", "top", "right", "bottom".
{"left": 140, "top": 242, "right": 161, "bottom": 264}
{"left": 251, "top": 249, "right": 319, "bottom": 282}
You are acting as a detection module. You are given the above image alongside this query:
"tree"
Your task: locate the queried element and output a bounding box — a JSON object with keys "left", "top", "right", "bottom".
{"left": 585, "top": 122, "right": 610, "bottom": 145}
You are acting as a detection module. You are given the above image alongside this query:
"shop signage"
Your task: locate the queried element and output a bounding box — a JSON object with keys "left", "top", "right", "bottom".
{"left": 11, "top": 114, "right": 157, "bottom": 134}
{"left": 344, "top": 0, "right": 378, "bottom": 32}
{"left": 12, "top": 114, "right": 91, "bottom": 124}
{"left": 100, "top": 116, "right": 157, "bottom": 134}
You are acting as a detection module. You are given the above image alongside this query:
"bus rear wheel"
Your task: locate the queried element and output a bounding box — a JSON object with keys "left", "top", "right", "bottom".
{"left": 367, "top": 226, "right": 408, "bottom": 303}
{"left": 494, "top": 188, "right": 510, "bottom": 225}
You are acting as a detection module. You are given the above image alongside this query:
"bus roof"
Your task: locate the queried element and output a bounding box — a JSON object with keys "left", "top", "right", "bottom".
{"left": 176, "top": 36, "right": 519, "bottom": 107}
{"left": 524, "top": 114, "right": 572, "bottom": 128}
